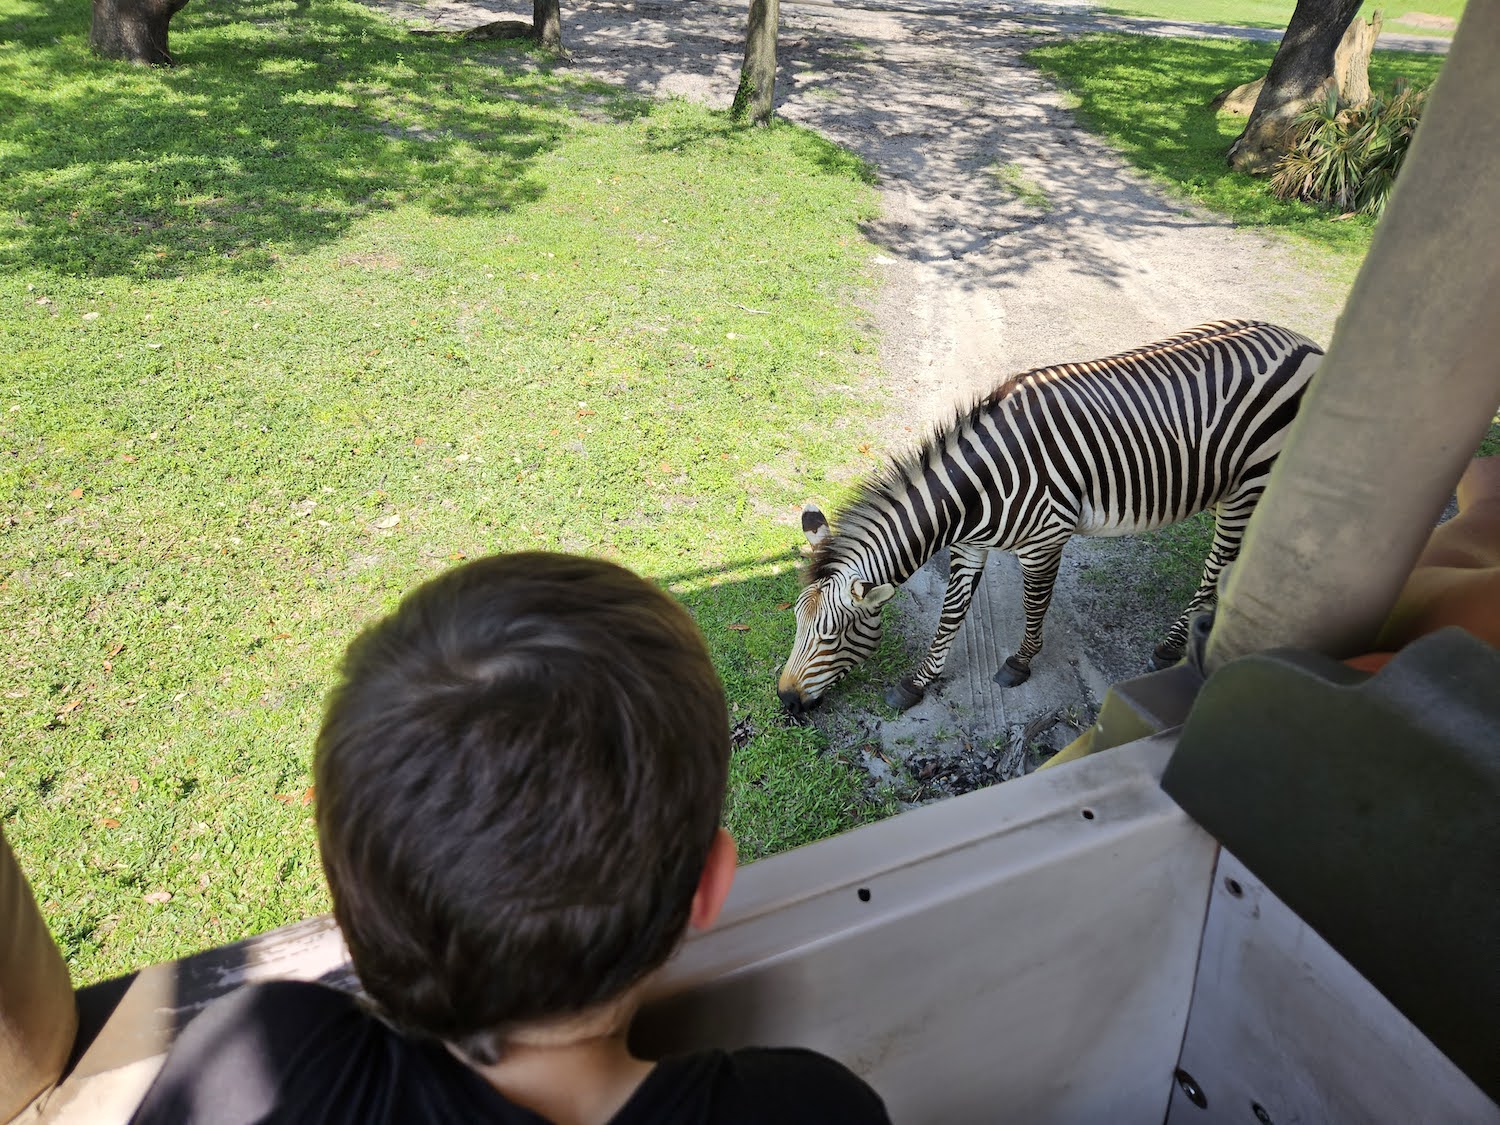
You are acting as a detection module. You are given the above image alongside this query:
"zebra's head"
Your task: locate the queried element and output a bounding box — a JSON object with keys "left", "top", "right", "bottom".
{"left": 777, "top": 506, "right": 897, "bottom": 715}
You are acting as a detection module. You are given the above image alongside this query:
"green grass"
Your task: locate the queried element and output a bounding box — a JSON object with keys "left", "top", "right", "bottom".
{"left": 1027, "top": 34, "right": 1445, "bottom": 281}
{"left": 1096, "top": 0, "right": 1465, "bottom": 37}
{"left": 1134, "top": 513, "right": 1216, "bottom": 609}
{"left": 1478, "top": 420, "right": 1500, "bottom": 458}
{"left": 1, "top": 0, "right": 889, "bottom": 985}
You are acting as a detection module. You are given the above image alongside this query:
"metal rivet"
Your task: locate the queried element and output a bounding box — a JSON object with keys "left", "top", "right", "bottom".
{"left": 1252, "top": 1102, "right": 1273, "bottom": 1124}
{"left": 1174, "top": 1068, "right": 1207, "bottom": 1109}
{"left": 1224, "top": 877, "right": 1244, "bottom": 898}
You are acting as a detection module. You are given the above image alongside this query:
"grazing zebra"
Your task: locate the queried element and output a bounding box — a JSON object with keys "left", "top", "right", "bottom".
{"left": 776, "top": 320, "right": 1323, "bottom": 715}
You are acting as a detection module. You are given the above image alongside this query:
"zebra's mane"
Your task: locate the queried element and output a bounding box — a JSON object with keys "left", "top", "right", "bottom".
{"left": 805, "top": 319, "right": 1272, "bottom": 584}
{"left": 805, "top": 396, "right": 998, "bottom": 584}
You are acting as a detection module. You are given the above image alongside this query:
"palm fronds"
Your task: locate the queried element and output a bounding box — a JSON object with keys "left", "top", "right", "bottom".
{"left": 1270, "top": 79, "right": 1428, "bottom": 218}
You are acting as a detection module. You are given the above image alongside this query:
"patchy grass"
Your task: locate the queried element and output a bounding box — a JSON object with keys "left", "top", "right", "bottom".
{"left": 1084, "top": 512, "right": 1214, "bottom": 629}
{"left": 1, "top": 0, "right": 889, "bottom": 984}
{"left": 1478, "top": 419, "right": 1500, "bottom": 458}
{"left": 988, "top": 160, "right": 1053, "bottom": 211}
{"left": 1095, "top": 0, "right": 1464, "bottom": 37}
{"left": 1027, "top": 35, "right": 1446, "bottom": 283}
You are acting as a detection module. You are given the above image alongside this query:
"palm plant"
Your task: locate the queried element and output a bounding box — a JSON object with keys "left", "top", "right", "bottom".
{"left": 1270, "top": 79, "right": 1428, "bottom": 218}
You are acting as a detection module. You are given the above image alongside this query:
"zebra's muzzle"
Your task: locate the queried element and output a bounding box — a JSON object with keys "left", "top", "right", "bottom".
{"left": 778, "top": 687, "right": 823, "bottom": 718}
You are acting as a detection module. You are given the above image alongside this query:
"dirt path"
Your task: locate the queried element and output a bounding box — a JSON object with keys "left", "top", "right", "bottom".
{"left": 369, "top": 0, "right": 1370, "bottom": 791}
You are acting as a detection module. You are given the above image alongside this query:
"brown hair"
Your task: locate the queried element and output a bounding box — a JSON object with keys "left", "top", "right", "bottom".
{"left": 313, "top": 553, "right": 729, "bottom": 1063}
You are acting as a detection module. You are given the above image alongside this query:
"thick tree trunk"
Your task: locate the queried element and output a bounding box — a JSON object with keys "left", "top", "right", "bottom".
{"left": 731, "top": 0, "right": 780, "bottom": 126}
{"left": 533, "top": 0, "right": 562, "bottom": 51}
{"left": 89, "top": 0, "right": 190, "bottom": 65}
{"left": 1227, "top": 0, "right": 1363, "bottom": 173}
{"left": 1213, "top": 13, "right": 1380, "bottom": 117}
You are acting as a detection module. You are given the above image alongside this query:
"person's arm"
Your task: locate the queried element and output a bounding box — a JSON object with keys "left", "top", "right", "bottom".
{"left": 1375, "top": 456, "right": 1500, "bottom": 652}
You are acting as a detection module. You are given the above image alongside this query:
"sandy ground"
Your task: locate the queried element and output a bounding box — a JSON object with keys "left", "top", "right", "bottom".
{"left": 365, "top": 0, "right": 1408, "bottom": 793}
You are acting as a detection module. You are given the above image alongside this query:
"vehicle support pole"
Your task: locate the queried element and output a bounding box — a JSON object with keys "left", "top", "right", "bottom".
{"left": 1204, "top": 2, "right": 1500, "bottom": 671}
{"left": 1, "top": 828, "right": 76, "bottom": 1122}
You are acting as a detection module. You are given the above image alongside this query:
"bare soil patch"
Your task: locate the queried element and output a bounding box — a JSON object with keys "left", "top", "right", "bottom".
{"left": 1393, "top": 11, "right": 1456, "bottom": 30}
{"left": 364, "top": 0, "right": 1357, "bottom": 796}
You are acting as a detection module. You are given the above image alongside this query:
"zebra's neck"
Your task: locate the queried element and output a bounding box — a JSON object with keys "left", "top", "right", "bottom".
{"left": 823, "top": 480, "right": 958, "bottom": 588}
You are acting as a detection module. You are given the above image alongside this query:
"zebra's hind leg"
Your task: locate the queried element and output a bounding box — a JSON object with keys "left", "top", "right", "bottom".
{"left": 995, "top": 535, "right": 1070, "bottom": 688}
{"left": 1153, "top": 485, "right": 1264, "bottom": 667}
{"left": 884, "top": 544, "right": 989, "bottom": 711}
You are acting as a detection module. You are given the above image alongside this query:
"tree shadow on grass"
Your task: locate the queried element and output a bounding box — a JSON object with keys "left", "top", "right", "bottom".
{"left": 0, "top": 0, "right": 641, "bottom": 279}
{"left": 631, "top": 111, "right": 876, "bottom": 187}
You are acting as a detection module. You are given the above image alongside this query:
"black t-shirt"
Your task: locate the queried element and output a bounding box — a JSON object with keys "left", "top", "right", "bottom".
{"left": 128, "top": 981, "right": 892, "bottom": 1125}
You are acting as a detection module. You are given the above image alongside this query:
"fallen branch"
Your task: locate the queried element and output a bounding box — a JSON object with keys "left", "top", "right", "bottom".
{"left": 409, "top": 19, "right": 533, "bottom": 41}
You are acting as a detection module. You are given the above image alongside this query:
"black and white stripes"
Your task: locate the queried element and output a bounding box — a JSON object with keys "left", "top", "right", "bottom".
{"left": 777, "top": 320, "right": 1323, "bottom": 712}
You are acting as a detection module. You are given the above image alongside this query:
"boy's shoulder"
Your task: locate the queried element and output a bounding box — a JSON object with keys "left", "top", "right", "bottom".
{"left": 129, "top": 980, "right": 522, "bottom": 1125}
{"left": 130, "top": 981, "right": 891, "bottom": 1125}
{"left": 633, "top": 1045, "right": 892, "bottom": 1125}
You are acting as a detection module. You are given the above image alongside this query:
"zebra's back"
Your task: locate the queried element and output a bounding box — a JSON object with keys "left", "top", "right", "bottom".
{"left": 951, "top": 320, "right": 1322, "bottom": 544}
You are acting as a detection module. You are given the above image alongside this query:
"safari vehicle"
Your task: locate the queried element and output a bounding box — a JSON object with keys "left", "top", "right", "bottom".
{"left": 4, "top": 6, "right": 1497, "bottom": 1124}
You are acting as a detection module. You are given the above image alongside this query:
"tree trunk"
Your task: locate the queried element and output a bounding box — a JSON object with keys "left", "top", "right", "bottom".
{"left": 89, "top": 0, "right": 190, "bottom": 65}
{"left": 1226, "top": 0, "right": 1363, "bottom": 173}
{"left": 1333, "top": 10, "right": 1382, "bottom": 107}
{"left": 1210, "top": 76, "right": 1266, "bottom": 115}
{"left": 731, "top": 0, "right": 780, "bottom": 126}
{"left": 533, "top": 0, "right": 562, "bottom": 51}
{"left": 1213, "top": 12, "right": 1380, "bottom": 117}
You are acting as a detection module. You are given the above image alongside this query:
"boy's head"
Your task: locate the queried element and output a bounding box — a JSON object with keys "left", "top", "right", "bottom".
{"left": 314, "top": 552, "right": 731, "bottom": 1063}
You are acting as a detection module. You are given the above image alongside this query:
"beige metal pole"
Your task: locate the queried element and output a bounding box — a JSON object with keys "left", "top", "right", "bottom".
{"left": 1205, "top": 3, "right": 1500, "bottom": 671}
{"left": 1, "top": 829, "right": 76, "bottom": 1122}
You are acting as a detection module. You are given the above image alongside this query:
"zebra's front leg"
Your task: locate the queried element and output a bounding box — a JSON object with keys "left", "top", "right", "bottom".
{"left": 883, "top": 545, "right": 989, "bottom": 712}
{"left": 994, "top": 536, "right": 1070, "bottom": 688}
{"left": 1151, "top": 486, "right": 1263, "bottom": 668}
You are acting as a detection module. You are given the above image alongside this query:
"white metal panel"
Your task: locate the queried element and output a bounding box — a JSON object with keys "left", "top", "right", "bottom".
{"left": 637, "top": 735, "right": 1218, "bottom": 1124}
{"left": 38, "top": 738, "right": 1216, "bottom": 1124}
{"left": 1166, "top": 851, "right": 1500, "bottom": 1125}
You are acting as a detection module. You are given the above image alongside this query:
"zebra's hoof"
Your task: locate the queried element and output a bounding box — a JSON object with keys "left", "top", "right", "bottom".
{"left": 993, "top": 657, "right": 1031, "bottom": 688}
{"left": 883, "top": 678, "right": 925, "bottom": 711}
{"left": 1148, "top": 643, "right": 1184, "bottom": 671}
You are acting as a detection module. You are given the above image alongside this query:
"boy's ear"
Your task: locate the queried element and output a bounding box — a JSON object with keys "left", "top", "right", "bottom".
{"left": 688, "top": 828, "right": 738, "bottom": 933}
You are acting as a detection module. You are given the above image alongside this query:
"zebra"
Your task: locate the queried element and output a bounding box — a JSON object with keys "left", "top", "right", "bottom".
{"left": 776, "top": 320, "right": 1323, "bottom": 715}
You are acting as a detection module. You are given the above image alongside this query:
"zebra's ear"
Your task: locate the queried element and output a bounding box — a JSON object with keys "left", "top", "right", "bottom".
{"left": 850, "top": 579, "right": 897, "bottom": 609}
{"left": 802, "top": 506, "right": 832, "bottom": 548}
